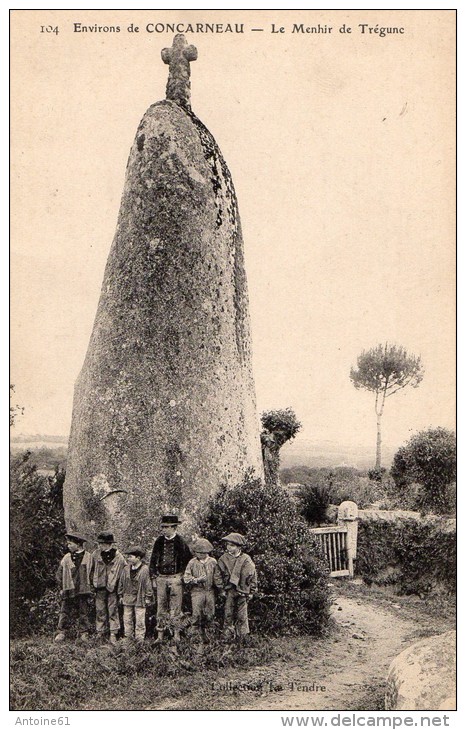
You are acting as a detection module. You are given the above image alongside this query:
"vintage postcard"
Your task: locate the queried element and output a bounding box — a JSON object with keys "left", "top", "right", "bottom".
{"left": 10, "top": 8, "right": 456, "bottom": 718}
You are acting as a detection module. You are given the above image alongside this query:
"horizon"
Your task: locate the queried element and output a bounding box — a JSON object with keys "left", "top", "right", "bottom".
{"left": 10, "top": 10, "right": 455, "bottom": 459}
{"left": 9, "top": 428, "right": 425, "bottom": 467}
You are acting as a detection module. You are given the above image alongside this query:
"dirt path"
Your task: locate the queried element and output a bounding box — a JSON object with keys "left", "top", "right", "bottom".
{"left": 151, "top": 593, "right": 439, "bottom": 711}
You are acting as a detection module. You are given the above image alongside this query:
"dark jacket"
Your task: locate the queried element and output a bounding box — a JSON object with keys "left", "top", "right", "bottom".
{"left": 149, "top": 534, "right": 192, "bottom": 578}
{"left": 90, "top": 549, "right": 127, "bottom": 592}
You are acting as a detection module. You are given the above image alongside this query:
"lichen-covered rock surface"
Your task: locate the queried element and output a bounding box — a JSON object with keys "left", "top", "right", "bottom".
{"left": 64, "top": 99, "right": 263, "bottom": 547}
{"left": 385, "top": 630, "right": 456, "bottom": 710}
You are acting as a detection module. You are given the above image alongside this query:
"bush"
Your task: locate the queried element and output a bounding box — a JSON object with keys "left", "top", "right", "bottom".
{"left": 391, "top": 428, "right": 456, "bottom": 513}
{"left": 328, "top": 474, "right": 390, "bottom": 508}
{"left": 17, "top": 588, "right": 62, "bottom": 636}
{"left": 367, "top": 467, "right": 386, "bottom": 482}
{"left": 10, "top": 451, "right": 66, "bottom": 636}
{"left": 283, "top": 466, "right": 398, "bottom": 512}
{"left": 199, "top": 471, "right": 331, "bottom": 636}
{"left": 357, "top": 517, "right": 456, "bottom": 595}
{"left": 298, "top": 483, "right": 331, "bottom": 525}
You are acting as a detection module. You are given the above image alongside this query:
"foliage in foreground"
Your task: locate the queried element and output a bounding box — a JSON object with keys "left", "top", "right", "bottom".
{"left": 10, "top": 451, "right": 66, "bottom": 636}
{"left": 10, "top": 634, "right": 281, "bottom": 711}
{"left": 200, "top": 472, "right": 331, "bottom": 635}
{"left": 357, "top": 516, "right": 456, "bottom": 595}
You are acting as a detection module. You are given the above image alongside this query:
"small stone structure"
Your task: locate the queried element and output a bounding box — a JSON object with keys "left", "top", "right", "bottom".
{"left": 337, "top": 500, "right": 358, "bottom": 575}
{"left": 385, "top": 630, "right": 456, "bottom": 710}
{"left": 64, "top": 35, "right": 263, "bottom": 545}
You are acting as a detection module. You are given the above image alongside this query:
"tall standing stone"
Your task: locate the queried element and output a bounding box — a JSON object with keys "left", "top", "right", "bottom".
{"left": 64, "top": 35, "right": 263, "bottom": 545}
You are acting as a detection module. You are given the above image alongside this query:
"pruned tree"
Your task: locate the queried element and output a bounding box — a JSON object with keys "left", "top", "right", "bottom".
{"left": 350, "top": 343, "right": 424, "bottom": 469}
{"left": 260, "top": 408, "right": 301, "bottom": 486}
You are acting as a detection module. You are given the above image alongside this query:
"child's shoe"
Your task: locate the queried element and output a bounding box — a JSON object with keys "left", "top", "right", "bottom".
{"left": 109, "top": 633, "right": 118, "bottom": 645}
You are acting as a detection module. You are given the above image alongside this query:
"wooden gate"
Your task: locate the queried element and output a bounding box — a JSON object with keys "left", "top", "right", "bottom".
{"left": 310, "top": 526, "right": 353, "bottom": 578}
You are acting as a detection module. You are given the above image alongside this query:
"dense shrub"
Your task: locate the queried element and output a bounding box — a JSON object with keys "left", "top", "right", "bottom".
{"left": 391, "top": 428, "right": 456, "bottom": 514}
{"left": 282, "top": 466, "right": 397, "bottom": 511}
{"left": 16, "top": 588, "right": 62, "bottom": 636}
{"left": 328, "top": 474, "right": 392, "bottom": 508}
{"left": 298, "top": 483, "right": 331, "bottom": 525}
{"left": 199, "top": 471, "right": 331, "bottom": 636}
{"left": 10, "top": 451, "right": 66, "bottom": 636}
{"left": 357, "top": 517, "right": 456, "bottom": 595}
{"left": 367, "top": 467, "right": 387, "bottom": 482}
{"left": 379, "top": 480, "right": 421, "bottom": 511}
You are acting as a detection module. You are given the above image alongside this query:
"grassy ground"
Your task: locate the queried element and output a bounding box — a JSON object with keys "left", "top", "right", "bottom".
{"left": 10, "top": 633, "right": 311, "bottom": 711}
{"left": 10, "top": 583, "right": 455, "bottom": 712}
{"left": 336, "top": 579, "right": 456, "bottom": 639}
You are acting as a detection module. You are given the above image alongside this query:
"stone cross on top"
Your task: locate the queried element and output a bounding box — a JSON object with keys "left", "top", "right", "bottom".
{"left": 161, "top": 34, "right": 198, "bottom": 111}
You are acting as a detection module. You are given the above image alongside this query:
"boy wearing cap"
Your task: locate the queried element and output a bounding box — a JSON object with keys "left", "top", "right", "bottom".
{"left": 55, "top": 531, "right": 93, "bottom": 642}
{"left": 90, "top": 531, "right": 126, "bottom": 644}
{"left": 214, "top": 533, "right": 257, "bottom": 640}
{"left": 149, "top": 515, "right": 192, "bottom": 643}
{"left": 183, "top": 538, "right": 217, "bottom": 641}
{"left": 118, "top": 546, "right": 153, "bottom": 643}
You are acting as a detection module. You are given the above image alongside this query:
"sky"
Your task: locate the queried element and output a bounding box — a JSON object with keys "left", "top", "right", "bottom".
{"left": 10, "top": 9, "right": 455, "bottom": 462}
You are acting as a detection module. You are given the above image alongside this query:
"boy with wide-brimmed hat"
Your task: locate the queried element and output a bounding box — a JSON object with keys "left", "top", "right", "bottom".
{"left": 118, "top": 545, "right": 153, "bottom": 643}
{"left": 149, "top": 515, "right": 191, "bottom": 643}
{"left": 90, "top": 530, "right": 126, "bottom": 644}
{"left": 183, "top": 538, "right": 217, "bottom": 641}
{"left": 214, "top": 532, "right": 257, "bottom": 640}
{"left": 55, "top": 531, "right": 93, "bottom": 642}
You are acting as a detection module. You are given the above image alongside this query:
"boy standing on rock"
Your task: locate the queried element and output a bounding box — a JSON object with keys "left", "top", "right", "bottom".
{"left": 149, "top": 515, "right": 192, "bottom": 643}
{"left": 90, "top": 531, "right": 126, "bottom": 644}
{"left": 214, "top": 532, "right": 257, "bottom": 641}
{"left": 55, "top": 531, "right": 93, "bottom": 642}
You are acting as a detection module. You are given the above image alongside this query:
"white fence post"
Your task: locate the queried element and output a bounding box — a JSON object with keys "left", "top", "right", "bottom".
{"left": 337, "top": 501, "right": 358, "bottom": 578}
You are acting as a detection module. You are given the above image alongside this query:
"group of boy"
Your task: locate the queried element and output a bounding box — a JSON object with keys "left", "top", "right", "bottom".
{"left": 55, "top": 514, "right": 257, "bottom": 645}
